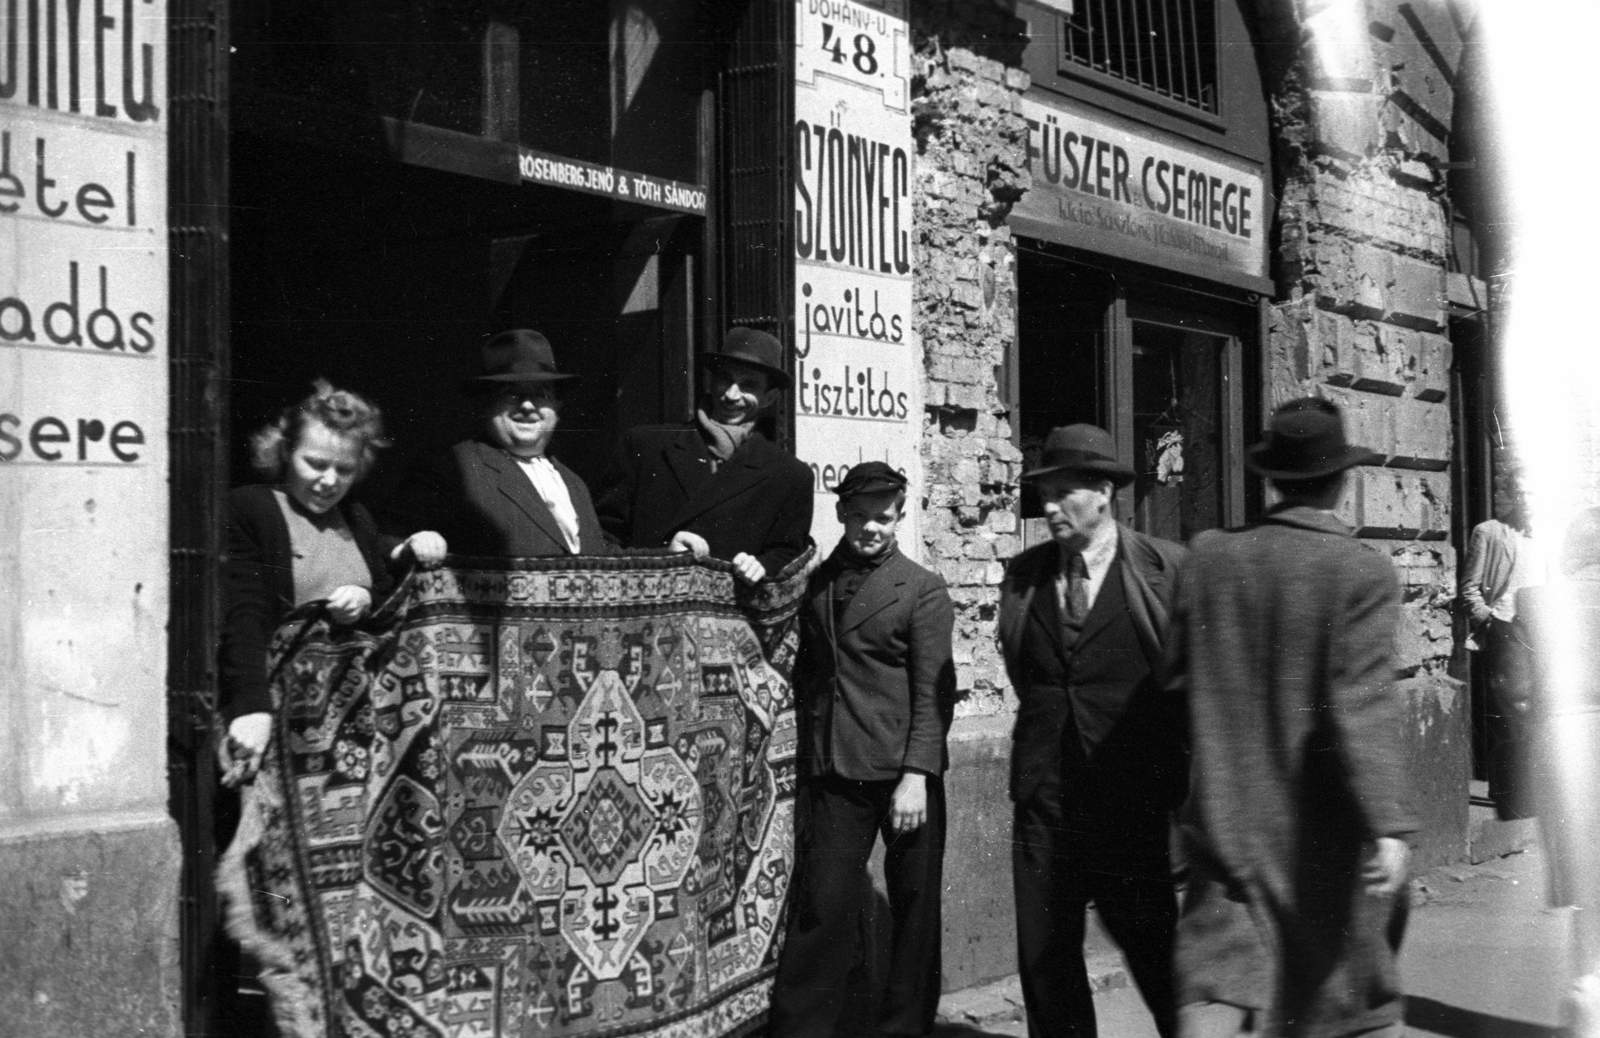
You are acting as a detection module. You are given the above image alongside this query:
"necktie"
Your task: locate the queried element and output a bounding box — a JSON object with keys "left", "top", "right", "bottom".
{"left": 1065, "top": 551, "right": 1090, "bottom": 623}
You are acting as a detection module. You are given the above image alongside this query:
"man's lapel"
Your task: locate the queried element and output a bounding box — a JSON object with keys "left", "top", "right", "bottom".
{"left": 1025, "top": 546, "right": 1064, "bottom": 650}
{"left": 837, "top": 553, "right": 907, "bottom": 637}
{"left": 667, "top": 434, "right": 771, "bottom": 531}
{"left": 1113, "top": 525, "right": 1169, "bottom": 668}
{"left": 478, "top": 445, "right": 570, "bottom": 552}
{"left": 663, "top": 433, "right": 714, "bottom": 500}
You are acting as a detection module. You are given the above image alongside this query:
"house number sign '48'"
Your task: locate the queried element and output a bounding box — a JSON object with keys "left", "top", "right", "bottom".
{"left": 819, "top": 22, "right": 879, "bottom": 75}
{"left": 799, "top": 0, "right": 908, "bottom": 109}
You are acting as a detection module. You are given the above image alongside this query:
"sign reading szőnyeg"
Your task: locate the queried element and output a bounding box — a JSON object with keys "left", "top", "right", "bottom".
{"left": 1011, "top": 94, "right": 1269, "bottom": 292}
{"left": 793, "top": 0, "right": 921, "bottom": 552}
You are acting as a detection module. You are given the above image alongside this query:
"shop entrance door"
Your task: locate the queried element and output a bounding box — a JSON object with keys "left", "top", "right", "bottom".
{"left": 1015, "top": 245, "right": 1253, "bottom": 549}
{"left": 1124, "top": 302, "right": 1247, "bottom": 545}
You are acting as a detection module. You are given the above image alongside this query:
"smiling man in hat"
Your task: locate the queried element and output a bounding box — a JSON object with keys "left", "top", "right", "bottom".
{"left": 597, "top": 326, "right": 812, "bottom": 583}
{"left": 769, "top": 460, "right": 954, "bottom": 1038}
{"left": 996, "top": 423, "right": 1188, "bottom": 1038}
{"left": 1167, "top": 397, "right": 1412, "bottom": 1038}
{"left": 386, "top": 329, "right": 607, "bottom": 557}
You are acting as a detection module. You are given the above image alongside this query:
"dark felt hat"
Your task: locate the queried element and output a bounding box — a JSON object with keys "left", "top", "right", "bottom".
{"left": 834, "top": 461, "right": 908, "bottom": 499}
{"left": 1247, "top": 397, "right": 1379, "bottom": 480}
{"left": 1020, "top": 424, "right": 1135, "bottom": 487}
{"left": 697, "top": 326, "right": 791, "bottom": 388}
{"left": 463, "top": 329, "right": 579, "bottom": 391}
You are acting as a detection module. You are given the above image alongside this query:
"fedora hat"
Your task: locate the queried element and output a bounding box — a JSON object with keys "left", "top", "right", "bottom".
{"left": 1021, "top": 424, "right": 1135, "bottom": 487}
{"left": 696, "top": 326, "right": 791, "bottom": 388}
{"left": 462, "top": 329, "right": 579, "bottom": 391}
{"left": 1247, "top": 397, "right": 1379, "bottom": 480}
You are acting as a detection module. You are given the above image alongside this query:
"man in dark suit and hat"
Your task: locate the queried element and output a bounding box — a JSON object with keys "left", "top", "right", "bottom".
{"left": 597, "top": 327, "right": 813, "bottom": 583}
{"left": 386, "top": 329, "right": 608, "bottom": 557}
{"left": 769, "top": 461, "right": 955, "bottom": 1038}
{"left": 996, "top": 423, "right": 1187, "bottom": 1038}
{"left": 1168, "top": 397, "right": 1412, "bottom": 1038}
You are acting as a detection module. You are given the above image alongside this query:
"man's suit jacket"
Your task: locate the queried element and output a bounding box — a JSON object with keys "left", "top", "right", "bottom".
{"left": 997, "top": 524, "right": 1186, "bottom": 814}
{"left": 598, "top": 424, "right": 813, "bottom": 576}
{"left": 795, "top": 545, "right": 956, "bottom": 782}
{"left": 389, "top": 439, "right": 608, "bottom": 558}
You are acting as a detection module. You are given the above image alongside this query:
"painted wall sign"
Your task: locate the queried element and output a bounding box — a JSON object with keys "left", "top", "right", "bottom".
{"left": 517, "top": 146, "right": 707, "bottom": 215}
{"left": 794, "top": 0, "right": 920, "bottom": 552}
{"left": 1010, "top": 93, "right": 1271, "bottom": 292}
{"left": 1, "top": 0, "right": 171, "bottom": 816}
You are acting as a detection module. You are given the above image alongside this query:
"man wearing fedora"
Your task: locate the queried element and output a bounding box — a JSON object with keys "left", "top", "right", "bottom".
{"left": 598, "top": 327, "right": 812, "bottom": 583}
{"left": 769, "top": 461, "right": 955, "bottom": 1038}
{"left": 997, "top": 423, "right": 1188, "bottom": 1038}
{"left": 387, "top": 329, "right": 608, "bottom": 557}
{"left": 1167, "top": 397, "right": 1412, "bottom": 1038}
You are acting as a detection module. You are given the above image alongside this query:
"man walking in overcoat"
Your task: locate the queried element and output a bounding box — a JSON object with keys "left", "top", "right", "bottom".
{"left": 1168, "top": 397, "right": 1413, "bottom": 1038}
{"left": 387, "top": 329, "right": 609, "bottom": 557}
{"left": 997, "top": 424, "right": 1187, "bottom": 1038}
{"left": 598, "top": 327, "right": 812, "bottom": 583}
{"left": 770, "top": 461, "right": 955, "bottom": 1038}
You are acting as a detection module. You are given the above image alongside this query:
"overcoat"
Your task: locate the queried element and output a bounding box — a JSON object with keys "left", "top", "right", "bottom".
{"left": 387, "top": 439, "right": 608, "bottom": 558}
{"left": 218, "top": 484, "right": 398, "bottom": 719}
{"left": 794, "top": 545, "right": 956, "bottom": 781}
{"left": 597, "top": 424, "right": 812, "bottom": 576}
{"left": 1168, "top": 505, "right": 1413, "bottom": 1038}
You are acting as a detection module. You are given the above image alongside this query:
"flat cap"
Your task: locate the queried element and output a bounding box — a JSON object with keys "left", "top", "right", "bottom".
{"left": 834, "top": 461, "right": 908, "bottom": 499}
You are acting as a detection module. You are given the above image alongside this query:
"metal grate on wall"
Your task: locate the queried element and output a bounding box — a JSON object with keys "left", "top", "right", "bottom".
{"left": 716, "top": 0, "right": 795, "bottom": 443}
{"left": 1060, "top": 0, "right": 1219, "bottom": 115}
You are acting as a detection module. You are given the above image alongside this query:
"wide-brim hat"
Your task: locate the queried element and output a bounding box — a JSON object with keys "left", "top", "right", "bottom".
{"left": 462, "top": 329, "right": 579, "bottom": 392}
{"left": 696, "top": 326, "right": 791, "bottom": 388}
{"left": 1020, "top": 424, "right": 1135, "bottom": 487}
{"left": 1246, "top": 398, "right": 1379, "bottom": 480}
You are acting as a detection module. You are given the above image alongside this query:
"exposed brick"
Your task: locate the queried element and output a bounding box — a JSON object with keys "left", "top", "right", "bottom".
{"left": 1337, "top": 467, "right": 1451, "bottom": 536}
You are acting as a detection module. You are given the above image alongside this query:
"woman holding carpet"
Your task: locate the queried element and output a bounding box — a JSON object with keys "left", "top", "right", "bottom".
{"left": 217, "top": 380, "right": 447, "bottom": 787}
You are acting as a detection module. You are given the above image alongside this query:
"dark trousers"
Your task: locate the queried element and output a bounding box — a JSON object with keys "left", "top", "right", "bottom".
{"left": 1013, "top": 799, "right": 1178, "bottom": 1038}
{"left": 770, "top": 774, "right": 946, "bottom": 1038}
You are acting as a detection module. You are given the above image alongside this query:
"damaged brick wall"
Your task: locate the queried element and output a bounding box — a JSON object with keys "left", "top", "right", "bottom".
{"left": 909, "top": 4, "right": 1031, "bottom": 718}
{"left": 1255, "top": 0, "right": 1475, "bottom": 863}
{"left": 1260, "top": 0, "right": 1467, "bottom": 683}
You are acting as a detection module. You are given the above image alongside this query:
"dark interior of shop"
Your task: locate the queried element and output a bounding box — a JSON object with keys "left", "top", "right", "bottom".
{"left": 1015, "top": 242, "right": 1256, "bottom": 547}
{"left": 226, "top": 0, "right": 720, "bottom": 506}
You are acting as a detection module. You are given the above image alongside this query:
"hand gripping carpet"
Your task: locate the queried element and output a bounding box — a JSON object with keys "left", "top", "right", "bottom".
{"left": 218, "top": 549, "right": 813, "bottom": 1038}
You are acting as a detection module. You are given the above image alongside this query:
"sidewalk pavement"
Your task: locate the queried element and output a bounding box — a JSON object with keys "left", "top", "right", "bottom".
{"left": 932, "top": 841, "right": 1573, "bottom": 1038}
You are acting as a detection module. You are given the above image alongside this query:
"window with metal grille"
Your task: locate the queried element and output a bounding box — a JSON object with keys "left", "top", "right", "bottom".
{"left": 1060, "top": 0, "right": 1219, "bottom": 116}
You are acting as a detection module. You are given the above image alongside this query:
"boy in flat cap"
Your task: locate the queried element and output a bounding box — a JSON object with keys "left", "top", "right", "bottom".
{"left": 769, "top": 461, "right": 956, "bottom": 1038}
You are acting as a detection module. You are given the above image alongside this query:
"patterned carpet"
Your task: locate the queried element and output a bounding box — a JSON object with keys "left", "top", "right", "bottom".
{"left": 219, "top": 550, "right": 812, "bottom": 1038}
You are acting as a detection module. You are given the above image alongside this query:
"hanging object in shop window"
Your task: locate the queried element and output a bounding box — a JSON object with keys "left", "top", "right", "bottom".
{"left": 1150, "top": 429, "right": 1185, "bottom": 485}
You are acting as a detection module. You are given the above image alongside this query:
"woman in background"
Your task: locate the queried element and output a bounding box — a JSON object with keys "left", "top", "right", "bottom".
{"left": 217, "top": 380, "right": 446, "bottom": 786}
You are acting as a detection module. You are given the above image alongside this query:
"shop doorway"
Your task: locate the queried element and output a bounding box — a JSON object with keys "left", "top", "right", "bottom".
{"left": 167, "top": 1, "right": 797, "bottom": 1031}
{"left": 1014, "top": 244, "right": 1255, "bottom": 548}
{"left": 227, "top": 134, "right": 702, "bottom": 498}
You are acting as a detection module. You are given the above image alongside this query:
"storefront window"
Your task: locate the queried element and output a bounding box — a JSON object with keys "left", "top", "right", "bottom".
{"left": 1130, "top": 317, "right": 1225, "bottom": 542}
{"left": 1015, "top": 244, "right": 1250, "bottom": 548}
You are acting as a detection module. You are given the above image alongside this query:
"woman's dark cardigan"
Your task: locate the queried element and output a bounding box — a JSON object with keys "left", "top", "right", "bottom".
{"left": 218, "top": 484, "right": 400, "bottom": 719}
